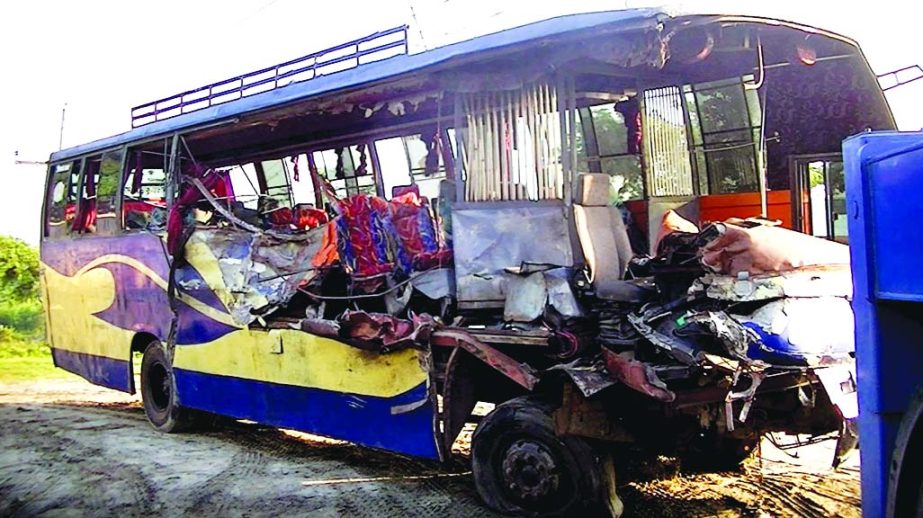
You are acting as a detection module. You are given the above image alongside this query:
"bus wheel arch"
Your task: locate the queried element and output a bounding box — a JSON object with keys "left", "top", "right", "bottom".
{"left": 129, "top": 332, "right": 159, "bottom": 394}
{"left": 139, "top": 339, "right": 195, "bottom": 433}
{"left": 441, "top": 346, "right": 532, "bottom": 454}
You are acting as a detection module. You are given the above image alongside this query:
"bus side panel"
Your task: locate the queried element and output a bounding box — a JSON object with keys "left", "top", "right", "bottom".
{"left": 172, "top": 330, "right": 441, "bottom": 460}
{"left": 41, "top": 233, "right": 173, "bottom": 392}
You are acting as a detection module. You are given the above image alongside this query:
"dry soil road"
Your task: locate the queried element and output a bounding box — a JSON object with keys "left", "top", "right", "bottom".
{"left": 0, "top": 378, "right": 862, "bottom": 517}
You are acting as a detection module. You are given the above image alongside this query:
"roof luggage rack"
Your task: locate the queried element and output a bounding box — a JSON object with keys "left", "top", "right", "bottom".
{"left": 130, "top": 25, "right": 409, "bottom": 128}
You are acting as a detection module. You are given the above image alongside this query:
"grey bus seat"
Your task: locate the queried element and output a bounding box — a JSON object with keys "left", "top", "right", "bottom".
{"left": 573, "top": 173, "right": 639, "bottom": 301}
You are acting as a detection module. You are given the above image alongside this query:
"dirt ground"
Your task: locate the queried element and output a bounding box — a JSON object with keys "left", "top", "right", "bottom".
{"left": 0, "top": 378, "right": 861, "bottom": 517}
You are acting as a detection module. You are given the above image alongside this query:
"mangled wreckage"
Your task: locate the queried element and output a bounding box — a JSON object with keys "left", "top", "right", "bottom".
{"left": 42, "top": 9, "right": 894, "bottom": 517}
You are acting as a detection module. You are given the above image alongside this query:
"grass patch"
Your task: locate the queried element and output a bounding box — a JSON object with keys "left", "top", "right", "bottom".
{"left": 0, "top": 355, "right": 76, "bottom": 383}
{"left": 0, "top": 334, "right": 75, "bottom": 383}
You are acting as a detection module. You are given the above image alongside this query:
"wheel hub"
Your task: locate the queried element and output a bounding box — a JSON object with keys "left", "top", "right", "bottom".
{"left": 148, "top": 363, "right": 171, "bottom": 411}
{"left": 500, "top": 439, "right": 560, "bottom": 502}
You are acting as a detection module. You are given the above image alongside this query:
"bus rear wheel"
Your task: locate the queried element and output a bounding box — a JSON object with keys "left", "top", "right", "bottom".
{"left": 471, "top": 396, "right": 601, "bottom": 517}
{"left": 140, "top": 341, "right": 194, "bottom": 433}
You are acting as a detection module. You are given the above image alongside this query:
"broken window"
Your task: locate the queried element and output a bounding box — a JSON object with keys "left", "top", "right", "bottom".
{"left": 578, "top": 102, "right": 644, "bottom": 202}
{"left": 94, "top": 149, "right": 124, "bottom": 235}
{"left": 259, "top": 159, "right": 294, "bottom": 208}
{"left": 312, "top": 145, "right": 377, "bottom": 199}
{"left": 376, "top": 137, "right": 413, "bottom": 198}
{"left": 375, "top": 131, "right": 448, "bottom": 200}
{"left": 73, "top": 152, "right": 121, "bottom": 235}
{"left": 45, "top": 160, "right": 80, "bottom": 239}
{"left": 124, "top": 141, "right": 169, "bottom": 231}
{"left": 227, "top": 163, "right": 261, "bottom": 210}
{"left": 684, "top": 76, "right": 763, "bottom": 195}
{"left": 289, "top": 154, "right": 318, "bottom": 207}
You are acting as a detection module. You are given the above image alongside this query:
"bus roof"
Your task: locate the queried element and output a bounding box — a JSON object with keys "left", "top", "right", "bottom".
{"left": 50, "top": 8, "right": 862, "bottom": 163}
{"left": 50, "top": 8, "right": 664, "bottom": 162}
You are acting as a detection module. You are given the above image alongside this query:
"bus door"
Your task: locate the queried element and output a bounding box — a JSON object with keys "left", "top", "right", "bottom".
{"left": 790, "top": 153, "right": 848, "bottom": 243}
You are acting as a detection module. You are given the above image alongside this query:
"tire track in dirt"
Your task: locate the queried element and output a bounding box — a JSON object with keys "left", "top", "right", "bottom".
{"left": 205, "top": 423, "right": 495, "bottom": 517}
{"left": 184, "top": 448, "right": 266, "bottom": 515}
{"left": 619, "top": 456, "right": 860, "bottom": 518}
{"left": 0, "top": 381, "right": 861, "bottom": 518}
{"left": 0, "top": 408, "right": 158, "bottom": 516}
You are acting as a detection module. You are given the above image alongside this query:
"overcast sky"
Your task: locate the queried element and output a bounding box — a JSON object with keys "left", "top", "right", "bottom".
{"left": 1, "top": 0, "right": 920, "bottom": 245}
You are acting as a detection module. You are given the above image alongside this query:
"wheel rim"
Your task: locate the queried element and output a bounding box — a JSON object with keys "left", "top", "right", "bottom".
{"left": 499, "top": 438, "right": 563, "bottom": 506}
{"left": 147, "top": 362, "right": 171, "bottom": 411}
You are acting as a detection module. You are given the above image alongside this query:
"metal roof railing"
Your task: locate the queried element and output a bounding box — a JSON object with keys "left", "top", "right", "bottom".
{"left": 877, "top": 65, "right": 923, "bottom": 92}
{"left": 130, "top": 25, "right": 409, "bottom": 128}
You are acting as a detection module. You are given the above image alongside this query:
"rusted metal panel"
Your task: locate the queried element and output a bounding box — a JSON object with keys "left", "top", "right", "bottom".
{"left": 430, "top": 329, "right": 540, "bottom": 390}
{"left": 552, "top": 383, "right": 633, "bottom": 443}
{"left": 546, "top": 356, "right": 616, "bottom": 398}
{"left": 441, "top": 347, "right": 480, "bottom": 454}
{"left": 602, "top": 349, "right": 675, "bottom": 403}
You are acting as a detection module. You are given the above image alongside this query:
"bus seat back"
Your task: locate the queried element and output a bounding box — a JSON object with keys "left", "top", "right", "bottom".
{"left": 573, "top": 173, "right": 634, "bottom": 300}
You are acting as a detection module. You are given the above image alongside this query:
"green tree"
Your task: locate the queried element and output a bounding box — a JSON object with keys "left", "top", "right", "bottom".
{"left": 0, "top": 235, "right": 39, "bottom": 302}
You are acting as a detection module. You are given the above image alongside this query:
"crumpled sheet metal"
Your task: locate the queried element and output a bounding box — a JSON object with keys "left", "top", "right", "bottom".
{"left": 503, "top": 269, "right": 584, "bottom": 322}
{"left": 504, "top": 272, "right": 548, "bottom": 322}
{"left": 181, "top": 227, "right": 324, "bottom": 326}
{"left": 701, "top": 223, "right": 850, "bottom": 276}
{"left": 452, "top": 205, "right": 574, "bottom": 306}
{"left": 628, "top": 310, "right": 700, "bottom": 365}
{"left": 339, "top": 311, "right": 434, "bottom": 352}
{"left": 739, "top": 297, "right": 855, "bottom": 365}
{"left": 692, "top": 265, "right": 853, "bottom": 302}
{"left": 815, "top": 365, "right": 858, "bottom": 420}
{"left": 682, "top": 311, "right": 760, "bottom": 362}
{"left": 602, "top": 349, "right": 675, "bottom": 402}
{"left": 429, "top": 329, "right": 540, "bottom": 390}
{"left": 410, "top": 268, "right": 456, "bottom": 300}
{"left": 546, "top": 356, "right": 617, "bottom": 398}
{"left": 545, "top": 273, "right": 584, "bottom": 318}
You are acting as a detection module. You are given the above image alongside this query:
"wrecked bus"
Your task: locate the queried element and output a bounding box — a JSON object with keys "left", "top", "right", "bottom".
{"left": 40, "top": 9, "right": 893, "bottom": 516}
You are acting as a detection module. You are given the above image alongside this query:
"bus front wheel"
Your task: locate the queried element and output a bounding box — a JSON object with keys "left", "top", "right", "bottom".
{"left": 471, "top": 396, "right": 601, "bottom": 517}
{"left": 140, "top": 341, "right": 194, "bottom": 433}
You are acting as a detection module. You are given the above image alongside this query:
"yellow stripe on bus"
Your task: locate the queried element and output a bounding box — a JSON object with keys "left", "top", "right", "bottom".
{"left": 172, "top": 330, "right": 429, "bottom": 398}
{"left": 43, "top": 260, "right": 429, "bottom": 398}
{"left": 42, "top": 262, "right": 135, "bottom": 361}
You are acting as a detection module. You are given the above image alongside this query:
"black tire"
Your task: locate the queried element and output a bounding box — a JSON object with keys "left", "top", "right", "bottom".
{"left": 471, "top": 396, "right": 601, "bottom": 517}
{"left": 140, "top": 341, "right": 195, "bottom": 433}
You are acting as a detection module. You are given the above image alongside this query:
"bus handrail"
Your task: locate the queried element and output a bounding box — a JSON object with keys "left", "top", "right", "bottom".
{"left": 130, "top": 25, "right": 409, "bottom": 128}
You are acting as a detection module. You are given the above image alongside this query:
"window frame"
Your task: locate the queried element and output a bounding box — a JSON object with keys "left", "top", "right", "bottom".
{"left": 309, "top": 141, "right": 381, "bottom": 200}
{"left": 683, "top": 76, "right": 763, "bottom": 196}
{"left": 577, "top": 102, "right": 646, "bottom": 202}
{"left": 122, "top": 139, "right": 171, "bottom": 233}
{"left": 43, "top": 158, "right": 82, "bottom": 240}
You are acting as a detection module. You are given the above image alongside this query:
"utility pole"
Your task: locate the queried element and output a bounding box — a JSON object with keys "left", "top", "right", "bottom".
{"left": 407, "top": 1, "right": 428, "bottom": 51}
{"left": 59, "top": 103, "right": 67, "bottom": 150}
